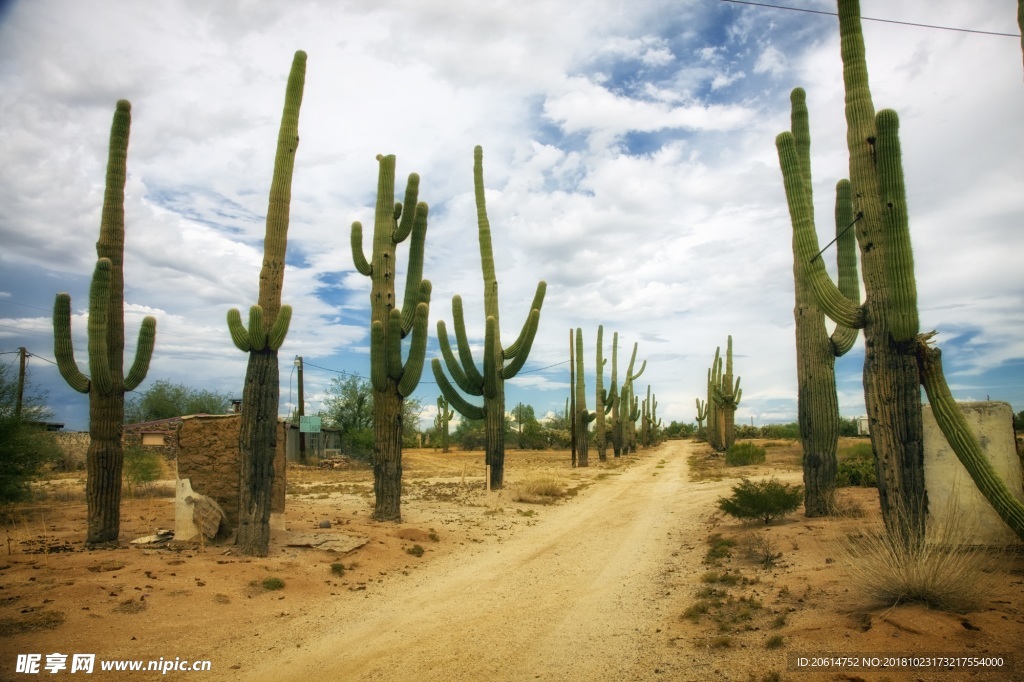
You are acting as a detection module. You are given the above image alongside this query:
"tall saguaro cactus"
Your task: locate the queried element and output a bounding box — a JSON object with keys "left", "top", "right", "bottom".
{"left": 593, "top": 325, "right": 614, "bottom": 462}
{"left": 226, "top": 51, "right": 305, "bottom": 556}
{"left": 351, "top": 154, "right": 431, "bottom": 522}
{"left": 777, "top": 0, "right": 1024, "bottom": 542}
{"left": 53, "top": 100, "right": 157, "bottom": 544}
{"left": 432, "top": 146, "right": 546, "bottom": 489}
{"left": 608, "top": 334, "right": 645, "bottom": 457}
{"left": 784, "top": 88, "right": 861, "bottom": 517}
{"left": 708, "top": 338, "right": 742, "bottom": 451}
{"left": 695, "top": 398, "right": 708, "bottom": 439}
{"left": 574, "top": 328, "right": 597, "bottom": 467}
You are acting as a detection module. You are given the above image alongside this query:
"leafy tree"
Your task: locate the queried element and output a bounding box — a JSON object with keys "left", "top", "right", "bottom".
{"left": 664, "top": 421, "right": 697, "bottom": 439}
{"left": 838, "top": 416, "right": 860, "bottom": 437}
{"left": 322, "top": 375, "right": 374, "bottom": 458}
{"left": 511, "top": 403, "right": 546, "bottom": 450}
{"left": 0, "top": 361, "right": 57, "bottom": 504}
{"left": 401, "top": 397, "right": 424, "bottom": 447}
{"left": 125, "top": 379, "right": 230, "bottom": 423}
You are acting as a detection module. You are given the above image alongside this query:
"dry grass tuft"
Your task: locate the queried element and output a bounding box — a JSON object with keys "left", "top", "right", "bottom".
{"left": 512, "top": 477, "right": 566, "bottom": 504}
{"left": 836, "top": 504, "right": 1005, "bottom": 613}
{"left": 0, "top": 610, "right": 65, "bottom": 636}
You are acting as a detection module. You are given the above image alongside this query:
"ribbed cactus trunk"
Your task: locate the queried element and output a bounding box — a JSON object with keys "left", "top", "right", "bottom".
{"left": 351, "top": 152, "right": 431, "bottom": 522}
{"left": 839, "top": 0, "right": 926, "bottom": 540}
{"left": 695, "top": 399, "right": 707, "bottom": 440}
{"left": 52, "top": 100, "right": 156, "bottom": 544}
{"left": 784, "top": 87, "right": 862, "bottom": 518}
{"left": 227, "top": 51, "right": 305, "bottom": 555}
{"left": 608, "top": 332, "right": 622, "bottom": 458}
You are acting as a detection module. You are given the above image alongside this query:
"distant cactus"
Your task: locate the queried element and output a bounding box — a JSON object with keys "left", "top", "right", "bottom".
{"left": 226, "top": 51, "right": 305, "bottom": 556}
{"left": 707, "top": 338, "right": 741, "bottom": 452}
{"left": 434, "top": 395, "right": 454, "bottom": 454}
{"left": 573, "top": 328, "right": 597, "bottom": 467}
{"left": 351, "top": 154, "right": 431, "bottom": 521}
{"left": 695, "top": 398, "right": 708, "bottom": 440}
{"left": 593, "top": 325, "right": 614, "bottom": 462}
{"left": 52, "top": 99, "right": 157, "bottom": 544}
{"left": 608, "top": 333, "right": 644, "bottom": 456}
{"left": 432, "top": 146, "right": 545, "bottom": 489}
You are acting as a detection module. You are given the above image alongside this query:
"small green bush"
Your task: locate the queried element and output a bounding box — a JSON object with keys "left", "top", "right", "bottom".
{"left": 717, "top": 478, "right": 803, "bottom": 524}
{"left": 406, "top": 544, "right": 424, "bottom": 557}
{"left": 725, "top": 442, "right": 766, "bottom": 466}
{"left": 330, "top": 563, "right": 345, "bottom": 576}
{"left": 261, "top": 577, "right": 285, "bottom": 591}
{"left": 836, "top": 442, "right": 876, "bottom": 487}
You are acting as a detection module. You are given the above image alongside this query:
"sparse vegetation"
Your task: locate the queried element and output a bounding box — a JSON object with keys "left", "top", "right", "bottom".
{"left": 330, "top": 563, "right": 345, "bottom": 576}
{"left": 406, "top": 544, "right": 425, "bottom": 557}
{"left": 725, "top": 442, "right": 766, "bottom": 466}
{"left": 717, "top": 478, "right": 803, "bottom": 524}
{"left": 261, "top": 577, "right": 285, "bottom": 591}
{"left": 121, "top": 445, "right": 165, "bottom": 496}
{"left": 741, "top": 531, "right": 782, "bottom": 568}
{"left": 512, "top": 477, "right": 566, "bottom": 504}
{"left": 836, "top": 442, "right": 876, "bottom": 487}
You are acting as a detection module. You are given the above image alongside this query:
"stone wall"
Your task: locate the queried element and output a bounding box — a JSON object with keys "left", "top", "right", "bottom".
{"left": 176, "top": 415, "right": 286, "bottom": 529}
{"left": 123, "top": 417, "right": 182, "bottom": 460}
{"left": 923, "top": 401, "right": 1024, "bottom": 545}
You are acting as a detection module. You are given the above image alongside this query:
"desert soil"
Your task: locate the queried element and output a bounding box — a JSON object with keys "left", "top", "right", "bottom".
{"left": 1, "top": 439, "right": 1021, "bottom": 681}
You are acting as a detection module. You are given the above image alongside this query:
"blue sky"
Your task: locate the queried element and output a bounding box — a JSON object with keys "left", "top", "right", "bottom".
{"left": 1, "top": 0, "right": 1022, "bottom": 432}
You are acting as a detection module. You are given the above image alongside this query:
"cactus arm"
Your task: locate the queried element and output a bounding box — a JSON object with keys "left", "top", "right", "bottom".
{"left": 502, "top": 308, "right": 540, "bottom": 380}
{"left": 432, "top": 358, "right": 485, "bottom": 420}
{"left": 393, "top": 174, "right": 420, "bottom": 243}
{"left": 831, "top": 179, "right": 861, "bottom": 356}
{"left": 397, "top": 301, "right": 430, "bottom": 397}
{"left": 227, "top": 308, "right": 252, "bottom": 351}
{"left": 917, "top": 341, "right": 1024, "bottom": 540}
{"left": 451, "top": 296, "right": 485, "bottom": 387}
{"left": 267, "top": 304, "right": 292, "bottom": 351}
{"left": 370, "top": 320, "right": 387, "bottom": 392}
{"left": 386, "top": 308, "right": 404, "bottom": 381}
{"left": 876, "top": 109, "right": 918, "bottom": 342}
{"left": 350, "top": 221, "right": 372, "bottom": 276}
{"left": 777, "top": 131, "right": 865, "bottom": 330}
{"left": 399, "top": 203, "right": 429, "bottom": 335}
{"left": 504, "top": 281, "right": 547, "bottom": 359}
{"left": 436, "top": 319, "right": 481, "bottom": 396}
{"left": 53, "top": 293, "right": 91, "bottom": 394}
{"left": 247, "top": 306, "right": 267, "bottom": 351}
{"left": 472, "top": 146, "right": 499, "bottom": 322}
{"left": 87, "top": 259, "right": 114, "bottom": 396}
{"left": 124, "top": 316, "right": 157, "bottom": 391}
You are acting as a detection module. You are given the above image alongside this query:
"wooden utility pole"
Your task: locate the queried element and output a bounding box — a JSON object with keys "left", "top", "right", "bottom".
{"left": 15, "top": 347, "right": 26, "bottom": 419}
{"left": 295, "top": 355, "right": 305, "bottom": 462}
{"left": 569, "top": 329, "right": 576, "bottom": 468}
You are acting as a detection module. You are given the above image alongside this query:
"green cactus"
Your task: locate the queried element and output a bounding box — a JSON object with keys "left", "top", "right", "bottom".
{"left": 593, "top": 325, "right": 614, "bottom": 462}
{"left": 695, "top": 398, "right": 708, "bottom": 439}
{"left": 777, "top": 0, "right": 1023, "bottom": 543}
{"left": 432, "top": 146, "right": 545, "bottom": 490}
{"left": 434, "top": 395, "right": 454, "bottom": 454}
{"left": 782, "top": 87, "right": 862, "bottom": 517}
{"left": 350, "top": 153, "right": 431, "bottom": 521}
{"left": 707, "top": 338, "right": 741, "bottom": 451}
{"left": 226, "top": 51, "right": 305, "bottom": 556}
{"left": 52, "top": 100, "right": 157, "bottom": 544}
{"left": 573, "top": 328, "right": 597, "bottom": 467}
{"left": 641, "top": 385, "right": 660, "bottom": 447}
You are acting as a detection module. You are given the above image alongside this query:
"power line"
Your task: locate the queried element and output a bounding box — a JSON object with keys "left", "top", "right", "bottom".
{"left": 718, "top": 0, "right": 1021, "bottom": 38}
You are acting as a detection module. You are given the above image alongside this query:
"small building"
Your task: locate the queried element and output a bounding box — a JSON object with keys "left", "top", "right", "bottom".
{"left": 856, "top": 415, "right": 870, "bottom": 436}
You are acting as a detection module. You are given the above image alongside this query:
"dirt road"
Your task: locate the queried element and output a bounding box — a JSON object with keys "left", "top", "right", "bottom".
{"left": 238, "top": 441, "right": 723, "bottom": 681}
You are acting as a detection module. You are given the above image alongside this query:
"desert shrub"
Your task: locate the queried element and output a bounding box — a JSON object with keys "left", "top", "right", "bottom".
{"left": 758, "top": 422, "right": 799, "bottom": 439}
{"left": 330, "top": 563, "right": 345, "bottom": 576}
{"left": 717, "top": 478, "right": 803, "bottom": 524}
{"left": 836, "top": 442, "right": 876, "bottom": 487}
{"left": 406, "top": 544, "right": 424, "bottom": 557}
{"left": 261, "top": 577, "right": 285, "bottom": 591}
{"left": 725, "top": 442, "right": 766, "bottom": 466}
{"left": 122, "top": 445, "right": 165, "bottom": 495}
{"left": 742, "top": 531, "right": 782, "bottom": 567}
{"left": 837, "top": 506, "right": 1000, "bottom": 613}
{"left": 0, "top": 420, "right": 58, "bottom": 504}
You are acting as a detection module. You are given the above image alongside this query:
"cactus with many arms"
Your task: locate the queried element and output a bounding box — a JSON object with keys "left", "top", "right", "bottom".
{"left": 434, "top": 395, "right": 454, "bottom": 454}
{"left": 432, "top": 146, "right": 545, "bottom": 489}
{"left": 608, "top": 334, "right": 644, "bottom": 456}
{"left": 707, "top": 339, "right": 741, "bottom": 451}
{"left": 783, "top": 87, "right": 861, "bottom": 517}
{"left": 225, "top": 51, "right": 305, "bottom": 555}
{"left": 350, "top": 153, "right": 431, "bottom": 521}
{"left": 574, "top": 328, "right": 597, "bottom": 467}
{"left": 53, "top": 100, "right": 157, "bottom": 544}
{"left": 777, "top": 0, "right": 1024, "bottom": 542}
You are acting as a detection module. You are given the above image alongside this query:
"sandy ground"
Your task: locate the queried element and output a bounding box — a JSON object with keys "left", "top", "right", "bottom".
{"left": 1, "top": 440, "right": 1021, "bottom": 681}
